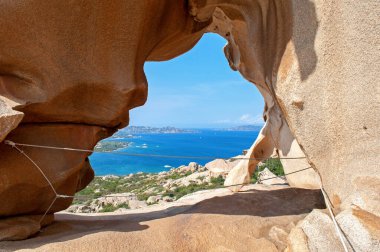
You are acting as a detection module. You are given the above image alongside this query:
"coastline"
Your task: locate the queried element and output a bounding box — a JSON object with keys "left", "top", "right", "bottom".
{"left": 69, "top": 156, "right": 286, "bottom": 213}
{"left": 90, "top": 129, "right": 260, "bottom": 175}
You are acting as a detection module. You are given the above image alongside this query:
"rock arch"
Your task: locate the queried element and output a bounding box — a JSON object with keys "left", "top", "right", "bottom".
{"left": 0, "top": 0, "right": 378, "bottom": 249}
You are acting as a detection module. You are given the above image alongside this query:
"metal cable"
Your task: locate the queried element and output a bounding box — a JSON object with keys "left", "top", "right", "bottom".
{"left": 6, "top": 142, "right": 74, "bottom": 224}
{"left": 2, "top": 140, "right": 354, "bottom": 251}
{"left": 4, "top": 140, "right": 306, "bottom": 160}
{"left": 3, "top": 140, "right": 311, "bottom": 223}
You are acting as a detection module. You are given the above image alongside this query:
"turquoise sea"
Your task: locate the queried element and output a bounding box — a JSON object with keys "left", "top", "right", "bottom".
{"left": 90, "top": 129, "right": 259, "bottom": 175}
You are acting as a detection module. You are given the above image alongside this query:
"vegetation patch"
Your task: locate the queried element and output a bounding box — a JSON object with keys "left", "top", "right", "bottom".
{"left": 71, "top": 158, "right": 285, "bottom": 213}
{"left": 251, "top": 158, "right": 284, "bottom": 183}
{"left": 99, "top": 202, "right": 130, "bottom": 213}
{"left": 163, "top": 175, "right": 225, "bottom": 200}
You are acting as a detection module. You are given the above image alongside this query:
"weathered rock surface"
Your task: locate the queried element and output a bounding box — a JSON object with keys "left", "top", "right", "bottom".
{"left": 147, "top": 195, "right": 162, "bottom": 205}
{"left": 0, "top": 185, "right": 326, "bottom": 251}
{"left": 336, "top": 207, "right": 380, "bottom": 252}
{"left": 0, "top": 0, "right": 379, "bottom": 250}
{"left": 190, "top": 1, "right": 379, "bottom": 251}
{"left": 0, "top": 0, "right": 207, "bottom": 236}
{"left": 258, "top": 168, "right": 287, "bottom": 185}
{"left": 286, "top": 208, "right": 380, "bottom": 252}
{"left": 166, "top": 171, "right": 210, "bottom": 188}
{"left": 205, "top": 156, "right": 241, "bottom": 176}
{"left": 0, "top": 215, "right": 53, "bottom": 242}
{"left": 0, "top": 124, "right": 110, "bottom": 217}
{"left": 0, "top": 98, "right": 23, "bottom": 142}
{"left": 289, "top": 209, "right": 346, "bottom": 252}
{"left": 197, "top": 0, "right": 379, "bottom": 210}
{"left": 67, "top": 193, "right": 147, "bottom": 214}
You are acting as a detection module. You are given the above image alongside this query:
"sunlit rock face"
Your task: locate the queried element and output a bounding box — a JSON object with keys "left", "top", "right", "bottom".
{"left": 190, "top": 1, "right": 321, "bottom": 190}
{"left": 190, "top": 0, "right": 379, "bottom": 250}
{"left": 0, "top": 0, "right": 379, "bottom": 249}
{"left": 0, "top": 0, "right": 207, "bottom": 240}
{"left": 0, "top": 99, "right": 23, "bottom": 142}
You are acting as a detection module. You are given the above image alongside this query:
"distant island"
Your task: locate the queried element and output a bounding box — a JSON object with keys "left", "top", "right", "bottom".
{"left": 108, "top": 125, "right": 261, "bottom": 139}
{"left": 94, "top": 141, "right": 128, "bottom": 152}
{"left": 117, "top": 126, "right": 199, "bottom": 135}
{"left": 224, "top": 125, "right": 263, "bottom": 131}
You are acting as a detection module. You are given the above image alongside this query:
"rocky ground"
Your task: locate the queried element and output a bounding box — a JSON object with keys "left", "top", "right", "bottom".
{"left": 67, "top": 158, "right": 287, "bottom": 214}
{"left": 1, "top": 184, "right": 326, "bottom": 252}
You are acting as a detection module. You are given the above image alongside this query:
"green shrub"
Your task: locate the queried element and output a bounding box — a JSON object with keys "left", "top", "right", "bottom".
{"left": 251, "top": 158, "right": 284, "bottom": 183}
{"left": 117, "top": 203, "right": 130, "bottom": 209}
{"left": 210, "top": 175, "right": 224, "bottom": 185}
{"left": 100, "top": 203, "right": 118, "bottom": 212}
{"left": 166, "top": 171, "right": 192, "bottom": 180}
{"left": 162, "top": 176, "right": 225, "bottom": 200}
{"left": 137, "top": 193, "right": 150, "bottom": 201}
{"left": 99, "top": 202, "right": 129, "bottom": 212}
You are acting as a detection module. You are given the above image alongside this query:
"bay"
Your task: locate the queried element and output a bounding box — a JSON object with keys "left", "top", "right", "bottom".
{"left": 89, "top": 129, "right": 259, "bottom": 175}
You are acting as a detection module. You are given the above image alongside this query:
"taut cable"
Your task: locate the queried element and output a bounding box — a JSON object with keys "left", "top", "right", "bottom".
{"left": 4, "top": 140, "right": 306, "bottom": 160}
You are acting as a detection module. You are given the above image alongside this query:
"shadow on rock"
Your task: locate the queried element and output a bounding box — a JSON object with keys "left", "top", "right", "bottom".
{"left": 1, "top": 187, "right": 325, "bottom": 251}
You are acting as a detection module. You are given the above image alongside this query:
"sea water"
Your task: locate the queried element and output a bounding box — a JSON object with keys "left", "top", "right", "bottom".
{"left": 90, "top": 129, "right": 259, "bottom": 175}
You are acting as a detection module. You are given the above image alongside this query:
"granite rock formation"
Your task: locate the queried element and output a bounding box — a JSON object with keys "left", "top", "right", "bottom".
{"left": 190, "top": 1, "right": 379, "bottom": 250}
{"left": 0, "top": 0, "right": 207, "bottom": 240}
{"left": 0, "top": 185, "right": 326, "bottom": 251}
{"left": 0, "top": 0, "right": 379, "bottom": 251}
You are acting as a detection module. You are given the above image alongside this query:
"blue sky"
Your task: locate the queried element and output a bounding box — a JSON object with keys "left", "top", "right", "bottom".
{"left": 130, "top": 33, "right": 264, "bottom": 128}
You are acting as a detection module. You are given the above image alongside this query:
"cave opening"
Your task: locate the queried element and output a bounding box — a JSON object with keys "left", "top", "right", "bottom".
{"left": 89, "top": 33, "right": 265, "bottom": 175}
{"left": 71, "top": 33, "right": 269, "bottom": 211}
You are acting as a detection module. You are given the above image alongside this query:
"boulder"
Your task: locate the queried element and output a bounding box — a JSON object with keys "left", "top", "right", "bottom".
{"left": 0, "top": 215, "right": 53, "bottom": 241}
{"left": 102, "top": 175, "right": 120, "bottom": 180}
{"left": 286, "top": 207, "right": 380, "bottom": 252}
{"left": 171, "top": 171, "right": 209, "bottom": 187}
{"left": 258, "top": 168, "right": 287, "bottom": 185}
{"left": 290, "top": 210, "right": 346, "bottom": 252}
{"left": 147, "top": 195, "right": 162, "bottom": 205}
{"left": 188, "top": 162, "right": 200, "bottom": 172}
{"left": 205, "top": 157, "right": 240, "bottom": 176}
{"left": 268, "top": 226, "right": 290, "bottom": 251}
{"left": 177, "top": 163, "right": 202, "bottom": 173}
{"left": 0, "top": 99, "right": 23, "bottom": 142}
{"left": 286, "top": 227, "right": 310, "bottom": 252}
{"left": 336, "top": 207, "right": 380, "bottom": 252}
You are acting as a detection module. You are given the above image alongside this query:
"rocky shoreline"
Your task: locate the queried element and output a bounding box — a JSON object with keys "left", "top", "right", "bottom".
{"left": 67, "top": 157, "right": 287, "bottom": 214}
{"left": 94, "top": 141, "right": 128, "bottom": 152}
